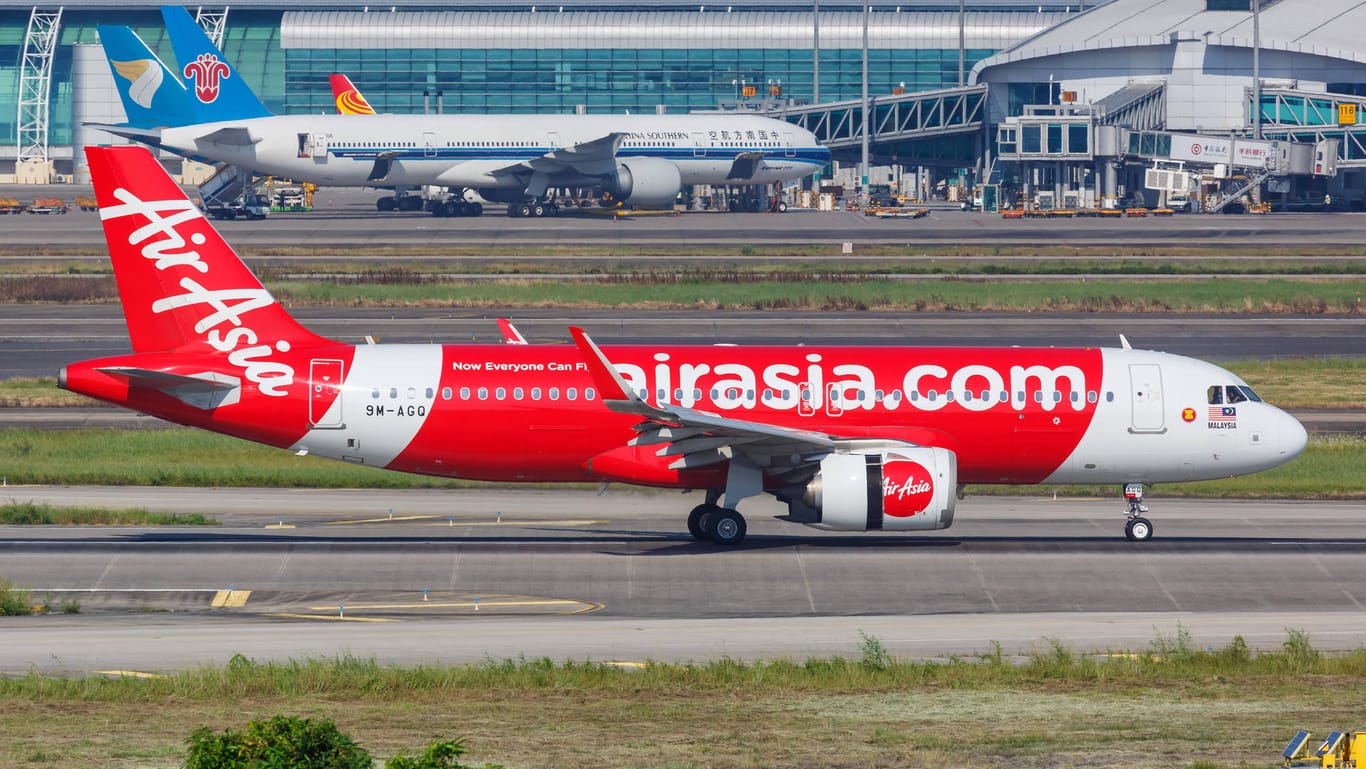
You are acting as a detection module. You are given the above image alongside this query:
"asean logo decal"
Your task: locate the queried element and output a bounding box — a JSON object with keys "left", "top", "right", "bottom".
{"left": 881, "top": 460, "right": 935, "bottom": 518}
{"left": 183, "top": 53, "right": 231, "bottom": 104}
{"left": 1182, "top": 407, "right": 1197, "bottom": 423}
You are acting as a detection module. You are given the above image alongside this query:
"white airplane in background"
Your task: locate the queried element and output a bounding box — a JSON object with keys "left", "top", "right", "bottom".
{"left": 93, "top": 8, "right": 829, "bottom": 217}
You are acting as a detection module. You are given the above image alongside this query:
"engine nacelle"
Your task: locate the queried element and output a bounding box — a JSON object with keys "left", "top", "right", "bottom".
{"left": 475, "top": 187, "right": 524, "bottom": 205}
{"left": 609, "top": 157, "right": 683, "bottom": 209}
{"left": 786, "top": 447, "right": 957, "bottom": 532}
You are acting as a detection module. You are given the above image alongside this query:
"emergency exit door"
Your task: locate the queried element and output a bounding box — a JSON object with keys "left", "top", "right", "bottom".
{"left": 1128, "top": 364, "right": 1165, "bottom": 433}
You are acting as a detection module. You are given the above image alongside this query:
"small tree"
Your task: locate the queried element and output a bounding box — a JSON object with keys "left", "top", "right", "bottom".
{"left": 386, "top": 739, "right": 488, "bottom": 769}
{"left": 184, "top": 715, "right": 372, "bottom": 769}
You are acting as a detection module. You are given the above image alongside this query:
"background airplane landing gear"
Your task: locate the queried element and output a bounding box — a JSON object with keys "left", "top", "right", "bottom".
{"left": 1122, "top": 482, "right": 1154, "bottom": 541}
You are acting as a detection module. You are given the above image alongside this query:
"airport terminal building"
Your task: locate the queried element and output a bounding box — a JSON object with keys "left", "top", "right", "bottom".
{"left": 5, "top": 0, "right": 1366, "bottom": 209}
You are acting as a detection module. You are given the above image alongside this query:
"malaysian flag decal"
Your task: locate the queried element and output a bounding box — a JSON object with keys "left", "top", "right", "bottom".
{"left": 1208, "top": 406, "right": 1237, "bottom": 422}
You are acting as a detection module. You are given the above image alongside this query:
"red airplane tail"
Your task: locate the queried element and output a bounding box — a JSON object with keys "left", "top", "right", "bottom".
{"left": 330, "top": 74, "right": 376, "bottom": 115}
{"left": 86, "top": 145, "right": 328, "bottom": 355}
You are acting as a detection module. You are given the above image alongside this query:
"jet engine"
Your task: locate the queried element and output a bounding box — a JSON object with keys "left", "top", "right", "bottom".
{"left": 608, "top": 157, "right": 683, "bottom": 209}
{"left": 784, "top": 447, "right": 957, "bottom": 532}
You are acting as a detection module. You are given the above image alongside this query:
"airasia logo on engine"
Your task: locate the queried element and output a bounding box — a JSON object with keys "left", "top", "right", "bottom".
{"left": 882, "top": 460, "right": 934, "bottom": 517}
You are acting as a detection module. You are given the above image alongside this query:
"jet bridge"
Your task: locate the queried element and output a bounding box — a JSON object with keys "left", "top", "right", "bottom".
{"left": 766, "top": 85, "right": 988, "bottom": 164}
{"left": 1256, "top": 87, "right": 1366, "bottom": 167}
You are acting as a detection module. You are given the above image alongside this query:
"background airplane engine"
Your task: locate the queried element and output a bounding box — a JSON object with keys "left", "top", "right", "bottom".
{"left": 609, "top": 157, "right": 683, "bottom": 209}
{"left": 785, "top": 447, "right": 957, "bottom": 532}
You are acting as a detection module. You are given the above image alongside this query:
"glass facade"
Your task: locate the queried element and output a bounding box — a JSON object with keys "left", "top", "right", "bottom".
{"left": 0, "top": 6, "right": 1038, "bottom": 149}
{"left": 285, "top": 47, "right": 997, "bottom": 116}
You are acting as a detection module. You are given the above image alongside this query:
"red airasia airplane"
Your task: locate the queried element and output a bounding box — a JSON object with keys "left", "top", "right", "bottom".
{"left": 62, "top": 146, "right": 1307, "bottom": 544}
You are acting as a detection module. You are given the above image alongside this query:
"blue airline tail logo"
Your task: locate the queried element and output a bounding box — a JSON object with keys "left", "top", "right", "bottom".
{"left": 99, "top": 25, "right": 200, "bottom": 128}
{"left": 160, "top": 5, "right": 271, "bottom": 119}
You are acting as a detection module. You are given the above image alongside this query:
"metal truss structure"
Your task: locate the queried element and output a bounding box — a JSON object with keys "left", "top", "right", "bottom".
{"left": 775, "top": 85, "right": 988, "bottom": 156}
{"left": 16, "top": 6, "right": 64, "bottom": 166}
{"left": 194, "top": 6, "right": 229, "bottom": 48}
{"left": 1257, "top": 88, "right": 1366, "bottom": 166}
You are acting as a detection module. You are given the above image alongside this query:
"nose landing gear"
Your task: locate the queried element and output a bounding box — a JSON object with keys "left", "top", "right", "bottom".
{"left": 1122, "top": 482, "right": 1154, "bottom": 541}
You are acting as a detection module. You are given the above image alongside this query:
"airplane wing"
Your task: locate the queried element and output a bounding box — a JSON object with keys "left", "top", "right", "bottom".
{"left": 571, "top": 328, "right": 841, "bottom": 475}
{"left": 490, "top": 132, "right": 626, "bottom": 177}
{"left": 196, "top": 126, "right": 260, "bottom": 147}
{"left": 726, "top": 151, "right": 766, "bottom": 180}
{"left": 367, "top": 150, "right": 402, "bottom": 181}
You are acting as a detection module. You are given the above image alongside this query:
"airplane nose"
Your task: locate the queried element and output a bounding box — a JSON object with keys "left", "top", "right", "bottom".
{"left": 1279, "top": 410, "right": 1309, "bottom": 460}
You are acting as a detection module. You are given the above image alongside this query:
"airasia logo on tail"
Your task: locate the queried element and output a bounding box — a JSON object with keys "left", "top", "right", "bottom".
{"left": 183, "top": 53, "right": 230, "bottom": 104}
{"left": 881, "top": 460, "right": 935, "bottom": 517}
{"left": 100, "top": 188, "right": 295, "bottom": 396}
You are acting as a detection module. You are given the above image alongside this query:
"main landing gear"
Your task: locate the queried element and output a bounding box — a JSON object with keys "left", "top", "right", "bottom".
{"left": 687, "top": 490, "right": 747, "bottom": 546}
{"left": 1122, "top": 482, "right": 1154, "bottom": 541}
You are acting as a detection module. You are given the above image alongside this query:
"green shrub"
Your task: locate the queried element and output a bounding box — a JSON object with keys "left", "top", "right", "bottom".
{"left": 387, "top": 739, "right": 501, "bottom": 769}
{"left": 183, "top": 715, "right": 372, "bottom": 769}
{"left": 0, "top": 577, "right": 33, "bottom": 616}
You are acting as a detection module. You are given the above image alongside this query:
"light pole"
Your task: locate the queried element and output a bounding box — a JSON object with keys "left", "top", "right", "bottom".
{"left": 958, "top": 0, "right": 965, "bottom": 87}
{"left": 812, "top": 0, "right": 819, "bottom": 103}
{"left": 1252, "top": 0, "right": 1261, "bottom": 140}
{"left": 860, "top": 0, "right": 869, "bottom": 209}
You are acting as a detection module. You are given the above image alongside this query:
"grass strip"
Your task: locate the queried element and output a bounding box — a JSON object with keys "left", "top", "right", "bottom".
{"left": 6, "top": 274, "right": 1366, "bottom": 312}
{"left": 272, "top": 277, "right": 1366, "bottom": 313}
{"left": 0, "top": 428, "right": 1360, "bottom": 498}
{"left": 0, "top": 636, "right": 1360, "bottom": 769}
{"left": 0, "top": 501, "right": 216, "bottom": 525}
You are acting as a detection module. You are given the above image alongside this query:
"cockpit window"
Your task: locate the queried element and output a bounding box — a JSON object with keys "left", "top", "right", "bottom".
{"left": 1209, "top": 384, "right": 1263, "bottom": 405}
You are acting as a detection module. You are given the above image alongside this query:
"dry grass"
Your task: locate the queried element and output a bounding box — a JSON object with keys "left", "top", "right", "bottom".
{"left": 0, "top": 673, "right": 1360, "bottom": 768}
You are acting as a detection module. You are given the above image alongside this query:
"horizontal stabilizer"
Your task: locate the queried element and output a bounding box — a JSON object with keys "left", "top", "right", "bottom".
{"left": 98, "top": 367, "right": 241, "bottom": 410}
{"left": 85, "top": 123, "right": 164, "bottom": 142}
{"left": 197, "top": 126, "right": 260, "bottom": 146}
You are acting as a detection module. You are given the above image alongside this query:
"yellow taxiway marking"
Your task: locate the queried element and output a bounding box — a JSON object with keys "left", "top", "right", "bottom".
{"left": 266, "top": 613, "right": 398, "bottom": 623}
{"left": 264, "top": 523, "right": 296, "bottom": 529}
{"left": 304, "top": 599, "right": 586, "bottom": 611}
{"left": 325, "top": 514, "right": 442, "bottom": 525}
{"left": 94, "top": 670, "right": 166, "bottom": 679}
{"left": 210, "top": 589, "right": 251, "bottom": 608}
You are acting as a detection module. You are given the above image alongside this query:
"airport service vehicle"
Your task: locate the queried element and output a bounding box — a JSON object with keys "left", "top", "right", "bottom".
{"left": 63, "top": 146, "right": 1308, "bottom": 545}
{"left": 205, "top": 193, "right": 269, "bottom": 221}
{"left": 91, "top": 8, "right": 829, "bottom": 216}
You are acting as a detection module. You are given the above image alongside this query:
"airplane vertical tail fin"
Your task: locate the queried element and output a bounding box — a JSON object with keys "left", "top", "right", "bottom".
{"left": 97, "top": 25, "right": 201, "bottom": 128}
{"left": 330, "top": 74, "right": 377, "bottom": 115}
{"left": 161, "top": 5, "right": 272, "bottom": 121}
{"left": 86, "top": 145, "right": 327, "bottom": 354}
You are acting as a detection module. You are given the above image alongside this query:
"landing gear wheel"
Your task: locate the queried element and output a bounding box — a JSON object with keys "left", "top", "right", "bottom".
{"left": 376, "top": 196, "right": 396, "bottom": 212}
{"left": 443, "top": 200, "right": 460, "bottom": 217}
{"left": 471, "top": 202, "right": 484, "bottom": 216}
{"left": 399, "top": 196, "right": 423, "bottom": 211}
{"left": 516, "top": 203, "right": 533, "bottom": 218}
{"left": 687, "top": 504, "right": 712, "bottom": 541}
{"left": 532, "top": 202, "right": 546, "bottom": 217}
{"left": 1125, "top": 517, "right": 1154, "bottom": 542}
{"left": 708, "top": 508, "right": 747, "bottom": 546}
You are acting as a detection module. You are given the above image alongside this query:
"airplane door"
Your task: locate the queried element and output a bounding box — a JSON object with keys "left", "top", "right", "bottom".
{"left": 309, "top": 359, "right": 345, "bottom": 428}
{"left": 312, "top": 133, "right": 330, "bottom": 159}
{"left": 692, "top": 132, "right": 707, "bottom": 157}
{"left": 825, "top": 383, "right": 844, "bottom": 417}
{"left": 547, "top": 131, "right": 561, "bottom": 151}
{"left": 783, "top": 131, "right": 796, "bottom": 157}
{"left": 798, "top": 381, "right": 815, "bottom": 417}
{"left": 423, "top": 132, "right": 437, "bottom": 158}
{"left": 1128, "top": 364, "right": 1165, "bottom": 433}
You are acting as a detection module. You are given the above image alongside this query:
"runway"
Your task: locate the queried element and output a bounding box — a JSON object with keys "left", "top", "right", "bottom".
{"left": 1, "top": 487, "right": 1364, "bottom": 672}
